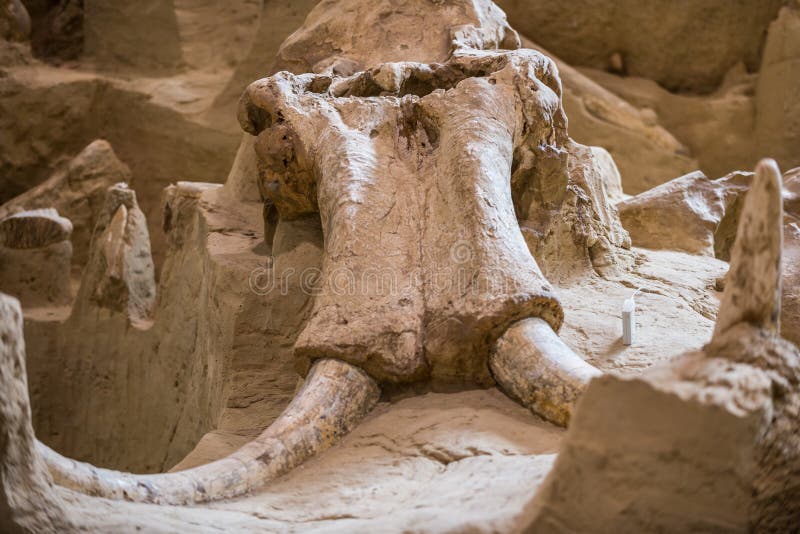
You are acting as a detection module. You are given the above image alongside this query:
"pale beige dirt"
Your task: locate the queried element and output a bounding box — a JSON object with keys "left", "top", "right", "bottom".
{"left": 2, "top": 0, "right": 799, "bottom": 531}
{"left": 57, "top": 389, "right": 562, "bottom": 533}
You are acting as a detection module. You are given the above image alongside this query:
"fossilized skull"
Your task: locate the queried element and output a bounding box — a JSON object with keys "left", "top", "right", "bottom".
{"left": 11, "top": 44, "right": 613, "bottom": 509}
{"left": 2, "top": 3, "right": 797, "bottom": 526}
{"left": 0, "top": 1, "right": 633, "bottom": 514}
{"left": 238, "top": 49, "right": 569, "bottom": 386}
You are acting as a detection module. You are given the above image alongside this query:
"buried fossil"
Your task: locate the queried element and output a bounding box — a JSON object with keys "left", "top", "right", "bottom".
{"left": 7, "top": 48, "right": 798, "bottom": 529}
{"left": 2, "top": 0, "right": 800, "bottom": 530}
{"left": 23, "top": 41, "right": 611, "bottom": 506}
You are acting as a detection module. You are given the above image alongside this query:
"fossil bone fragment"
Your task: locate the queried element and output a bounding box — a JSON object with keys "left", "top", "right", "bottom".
{"left": 72, "top": 183, "right": 156, "bottom": 323}
{"left": 239, "top": 50, "right": 569, "bottom": 386}
{"left": 490, "top": 318, "right": 602, "bottom": 426}
{"left": 0, "top": 294, "right": 73, "bottom": 533}
{"left": 0, "top": 208, "right": 73, "bottom": 307}
{"left": 239, "top": 45, "right": 607, "bottom": 423}
{"left": 0, "top": 140, "right": 132, "bottom": 266}
{"left": 38, "top": 357, "right": 379, "bottom": 504}
{"left": 9, "top": 45, "right": 606, "bottom": 509}
{"left": 0, "top": 274, "right": 378, "bottom": 508}
{"left": 6, "top": 7, "right": 622, "bottom": 507}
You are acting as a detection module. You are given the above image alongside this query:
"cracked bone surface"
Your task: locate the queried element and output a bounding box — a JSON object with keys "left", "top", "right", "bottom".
{"left": 490, "top": 318, "right": 602, "bottom": 426}
{"left": 240, "top": 49, "right": 581, "bottom": 388}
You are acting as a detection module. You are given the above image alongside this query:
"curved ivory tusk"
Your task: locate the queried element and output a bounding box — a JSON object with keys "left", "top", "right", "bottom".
{"left": 490, "top": 318, "right": 601, "bottom": 427}
{"left": 39, "top": 358, "right": 380, "bottom": 505}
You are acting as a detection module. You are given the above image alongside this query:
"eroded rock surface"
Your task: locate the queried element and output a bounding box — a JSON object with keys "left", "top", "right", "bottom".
{"left": 0, "top": 139, "right": 132, "bottom": 265}
{"left": 618, "top": 170, "right": 752, "bottom": 259}
{"left": 37, "top": 390, "right": 561, "bottom": 533}
{"left": 84, "top": 0, "right": 183, "bottom": 74}
{"left": 756, "top": 3, "right": 800, "bottom": 173}
{"left": 523, "top": 38, "right": 697, "bottom": 195}
{"left": 581, "top": 65, "right": 758, "bottom": 181}
{"left": 525, "top": 160, "right": 800, "bottom": 532}
{"left": 0, "top": 0, "right": 30, "bottom": 42}
{"left": 0, "top": 209, "right": 72, "bottom": 307}
{"left": 272, "top": 0, "right": 519, "bottom": 76}
{"left": 25, "top": 0, "right": 83, "bottom": 63}
{"left": 498, "top": 0, "right": 785, "bottom": 93}
{"left": 0, "top": 46, "right": 240, "bottom": 267}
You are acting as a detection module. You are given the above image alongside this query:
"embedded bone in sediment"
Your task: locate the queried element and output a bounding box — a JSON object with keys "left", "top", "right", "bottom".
{"left": 0, "top": 293, "right": 73, "bottom": 532}
{"left": 0, "top": 209, "right": 73, "bottom": 307}
{"left": 490, "top": 317, "right": 601, "bottom": 427}
{"left": 39, "top": 357, "right": 380, "bottom": 504}
{"left": 240, "top": 51, "right": 569, "bottom": 385}
{"left": 76, "top": 183, "right": 156, "bottom": 322}
{"left": 0, "top": 208, "right": 73, "bottom": 249}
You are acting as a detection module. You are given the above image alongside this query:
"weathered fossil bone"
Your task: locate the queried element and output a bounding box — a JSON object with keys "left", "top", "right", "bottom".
{"left": 0, "top": 294, "right": 73, "bottom": 533}
{"left": 37, "top": 357, "right": 379, "bottom": 504}
{"left": 72, "top": 183, "right": 156, "bottom": 324}
{"left": 0, "top": 209, "right": 73, "bottom": 307}
{"left": 239, "top": 47, "right": 602, "bottom": 424}
{"left": 240, "top": 49, "right": 568, "bottom": 386}
{"left": 490, "top": 318, "right": 602, "bottom": 426}
{"left": 17, "top": 38, "right": 606, "bottom": 509}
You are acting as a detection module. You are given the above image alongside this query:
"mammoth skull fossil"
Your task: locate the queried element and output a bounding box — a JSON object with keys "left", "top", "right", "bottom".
{"left": 24, "top": 47, "right": 609, "bottom": 505}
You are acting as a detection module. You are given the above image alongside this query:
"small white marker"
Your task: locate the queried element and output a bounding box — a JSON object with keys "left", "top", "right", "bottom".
{"left": 622, "top": 288, "right": 642, "bottom": 346}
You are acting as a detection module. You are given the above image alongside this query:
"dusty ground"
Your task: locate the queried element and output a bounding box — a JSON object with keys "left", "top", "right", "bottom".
{"left": 2, "top": 0, "right": 795, "bottom": 531}
{"left": 58, "top": 390, "right": 562, "bottom": 533}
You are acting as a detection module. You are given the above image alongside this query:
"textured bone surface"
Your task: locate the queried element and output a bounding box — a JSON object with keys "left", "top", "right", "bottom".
{"left": 240, "top": 48, "right": 574, "bottom": 385}
{"left": 0, "top": 209, "right": 73, "bottom": 307}
{"left": 490, "top": 317, "right": 602, "bottom": 426}
{"left": 221, "top": 0, "right": 701, "bottom": 197}
{"left": 42, "top": 357, "right": 379, "bottom": 504}
{"left": 74, "top": 183, "right": 156, "bottom": 323}
{"left": 0, "top": 294, "right": 72, "bottom": 534}
{"left": 3, "top": 0, "right": 800, "bottom": 531}
{"left": 0, "top": 208, "right": 72, "bottom": 249}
